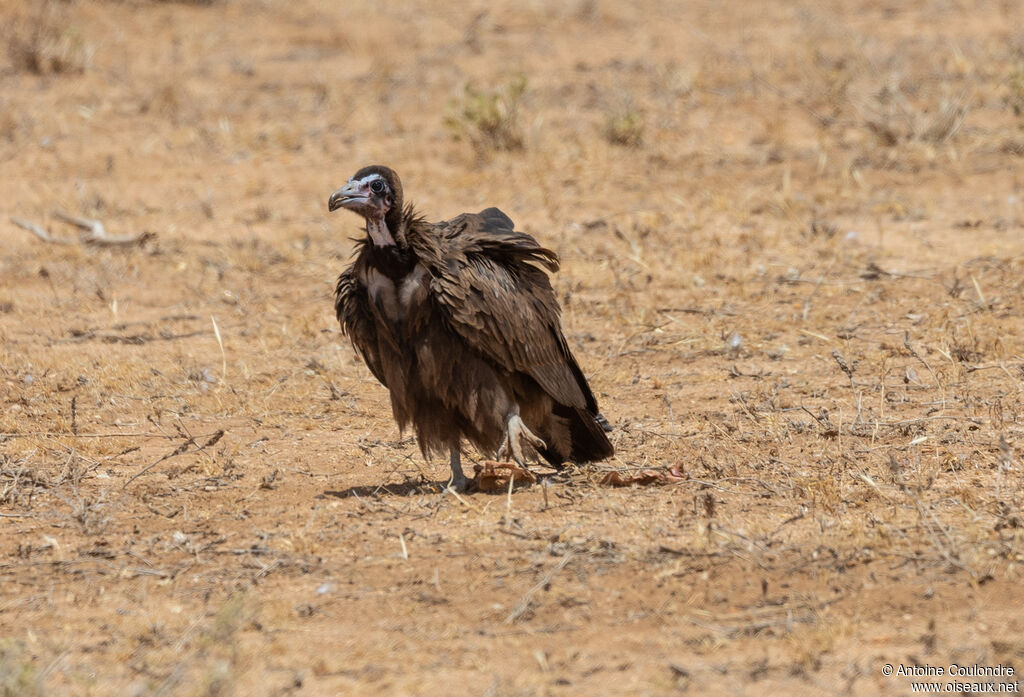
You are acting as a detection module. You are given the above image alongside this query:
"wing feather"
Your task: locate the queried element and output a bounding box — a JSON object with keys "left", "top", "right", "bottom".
{"left": 334, "top": 266, "right": 388, "bottom": 387}
{"left": 427, "top": 210, "right": 598, "bottom": 413}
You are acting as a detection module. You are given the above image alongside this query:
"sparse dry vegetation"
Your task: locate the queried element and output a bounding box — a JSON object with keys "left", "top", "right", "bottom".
{"left": 1, "top": 0, "right": 1023, "bottom": 695}
{"left": 4, "top": 0, "right": 92, "bottom": 76}
{"left": 603, "top": 107, "right": 644, "bottom": 146}
{"left": 1008, "top": 58, "right": 1024, "bottom": 118}
{"left": 445, "top": 76, "right": 527, "bottom": 155}
{"left": 0, "top": 641, "right": 43, "bottom": 697}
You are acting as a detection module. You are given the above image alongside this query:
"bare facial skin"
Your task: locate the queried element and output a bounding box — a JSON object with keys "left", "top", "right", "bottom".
{"left": 328, "top": 173, "right": 397, "bottom": 246}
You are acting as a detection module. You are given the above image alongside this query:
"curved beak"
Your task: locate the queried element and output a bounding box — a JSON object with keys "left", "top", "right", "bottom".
{"left": 328, "top": 181, "right": 366, "bottom": 213}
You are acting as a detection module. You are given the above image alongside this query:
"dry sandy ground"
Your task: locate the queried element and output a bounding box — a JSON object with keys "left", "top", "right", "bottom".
{"left": 2, "top": 0, "right": 1024, "bottom": 695}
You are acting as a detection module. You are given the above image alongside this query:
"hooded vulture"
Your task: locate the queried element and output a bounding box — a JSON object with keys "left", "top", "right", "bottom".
{"left": 329, "top": 165, "right": 613, "bottom": 490}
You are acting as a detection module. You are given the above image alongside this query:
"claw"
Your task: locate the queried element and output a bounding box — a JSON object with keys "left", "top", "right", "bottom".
{"left": 497, "top": 414, "right": 545, "bottom": 467}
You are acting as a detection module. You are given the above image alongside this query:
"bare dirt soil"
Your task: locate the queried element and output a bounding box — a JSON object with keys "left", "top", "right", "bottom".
{"left": 2, "top": 1, "right": 1024, "bottom": 695}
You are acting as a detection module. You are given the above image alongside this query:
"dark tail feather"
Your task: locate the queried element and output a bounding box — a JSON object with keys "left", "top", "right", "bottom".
{"left": 538, "top": 408, "right": 614, "bottom": 466}
{"left": 570, "top": 408, "right": 614, "bottom": 462}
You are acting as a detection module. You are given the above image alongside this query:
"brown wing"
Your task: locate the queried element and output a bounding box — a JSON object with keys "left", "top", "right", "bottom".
{"left": 334, "top": 263, "right": 389, "bottom": 387}
{"left": 427, "top": 209, "right": 600, "bottom": 414}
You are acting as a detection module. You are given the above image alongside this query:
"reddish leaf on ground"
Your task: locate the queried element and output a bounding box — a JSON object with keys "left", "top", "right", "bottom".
{"left": 473, "top": 461, "right": 538, "bottom": 491}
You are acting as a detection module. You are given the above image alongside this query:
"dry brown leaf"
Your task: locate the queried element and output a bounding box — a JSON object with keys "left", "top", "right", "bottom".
{"left": 473, "top": 460, "right": 538, "bottom": 491}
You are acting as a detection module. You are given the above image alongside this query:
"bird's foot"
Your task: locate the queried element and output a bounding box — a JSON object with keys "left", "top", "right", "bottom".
{"left": 496, "top": 414, "right": 546, "bottom": 467}
{"left": 446, "top": 472, "right": 470, "bottom": 493}
{"left": 446, "top": 447, "right": 470, "bottom": 493}
{"left": 472, "top": 460, "right": 537, "bottom": 492}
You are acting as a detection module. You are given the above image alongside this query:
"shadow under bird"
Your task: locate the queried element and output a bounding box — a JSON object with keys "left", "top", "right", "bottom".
{"left": 329, "top": 165, "right": 613, "bottom": 491}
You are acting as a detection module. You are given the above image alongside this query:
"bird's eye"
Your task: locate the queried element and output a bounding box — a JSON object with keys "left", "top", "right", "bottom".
{"left": 370, "top": 179, "right": 386, "bottom": 195}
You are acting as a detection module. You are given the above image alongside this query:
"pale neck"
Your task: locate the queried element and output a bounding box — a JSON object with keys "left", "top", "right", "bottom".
{"left": 366, "top": 216, "right": 396, "bottom": 247}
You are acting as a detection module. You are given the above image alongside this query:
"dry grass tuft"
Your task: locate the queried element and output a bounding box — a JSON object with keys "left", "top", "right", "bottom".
{"left": 603, "top": 107, "right": 645, "bottom": 146}
{"left": 860, "top": 81, "right": 969, "bottom": 146}
{"left": 4, "top": 1, "right": 92, "bottom": 76}
{"left": 140, "top": 81, "right": 194, "bottom": 121}
{"left": 0, "top": 641, "right": 42, "bottom": 697}
{"left": 0, "top": 103, "right": 17, "bottom": 143}
{"left": 445, "top": 76, "right": 527, "bottom": 155}
{"left": 138, "top": 592, "right": 256, "bottom": 696}
{"left": 1007, "top": 61, "right": 1024, "bottom": 118}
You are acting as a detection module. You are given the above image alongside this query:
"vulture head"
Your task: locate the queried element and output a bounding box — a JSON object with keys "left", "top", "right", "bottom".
{"left": 328, "top": 165, "right": 406, "bottom": 247}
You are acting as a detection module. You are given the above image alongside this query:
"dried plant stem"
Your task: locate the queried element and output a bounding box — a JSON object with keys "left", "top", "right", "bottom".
{"left": 11, "top": 211, "right": 153, "bottom": 246}
{"left": 506, "top": 551, "right": 574, "bottom": 623}
{"left": 903, "top": 331, "right": 943, "bottom": 396}
{"left": 211, "top": 315, "right": 227, "bottom": 381}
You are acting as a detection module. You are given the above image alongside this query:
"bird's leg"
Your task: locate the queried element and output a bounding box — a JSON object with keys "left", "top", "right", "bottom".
{"left": 496, "top": 413, "right": 546, "bottom": 468}
{"left": 447, "top": 446, "right": 468, "bottom": 492}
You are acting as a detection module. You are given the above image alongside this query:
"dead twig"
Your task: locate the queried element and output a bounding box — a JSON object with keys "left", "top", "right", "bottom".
{"left": 54, "top": 209, "right": 108, "bottom": 238}
{"left": 122, "top": 429, "right": 225, "bottom": 487}
{"left": 912, "top": 497, "right": 973, "bottom": 577}
{"left": 11, "top": 210, "right": 154, "bottom": 247}
{"left": 506, "top": 551, "right": 574, "bottom": 623}
{"left": 904, "top": 331, "right": 943, "bottom": 392}
{"left": 10, "top": 217, "right": 73, "bottom": 244}
{"left": 799, "top": 405, "right": 838, "bottom": 438}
